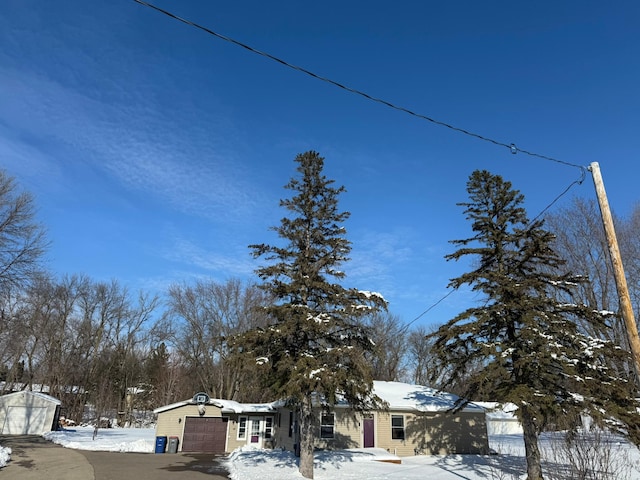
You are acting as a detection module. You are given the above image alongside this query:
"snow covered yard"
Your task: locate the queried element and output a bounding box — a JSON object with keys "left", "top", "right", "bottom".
{"left": 1, "top": 427, "right": 640, "bottom": 479}
{"left": 225, "top": 435, "right": 640, "bottom": 480}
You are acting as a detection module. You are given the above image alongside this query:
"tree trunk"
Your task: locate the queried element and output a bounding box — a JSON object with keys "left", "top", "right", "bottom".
{"left": 298, "top": 396, "right": 315, "bottom": 479}
{"left": 521, "top": 405, "right": 544, "bottom": 480}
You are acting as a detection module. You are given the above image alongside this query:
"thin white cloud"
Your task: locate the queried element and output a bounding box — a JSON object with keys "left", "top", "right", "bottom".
{"left": 0, "top": 126, "right": 65, "bottom": 193}
{"left": 346, "top": 228, "right": 416, "bottom": 297}
{"left": 162, "top": 234, "right": 255, "bottom": 277}
{"left": 0, "top": 63, "right": 267, "bottom": 224}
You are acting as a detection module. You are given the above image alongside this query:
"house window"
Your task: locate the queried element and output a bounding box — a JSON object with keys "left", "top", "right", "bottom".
{"left": 250, "top": 417, "right": 261, "bottom": 442}
{"left": 288, "top": 411, "right": 294, "bottom": 438}
{"left": 391, "top": 415, "right": 405, "bottom": 440}
{"left": 237, "top": 416, "right": 247, "bottom": 440}
{"left": 320, "top": 412, "right": 335, "bottom": 439}
{"left": 265, "top": 416, "right": 273, "bottom": 439}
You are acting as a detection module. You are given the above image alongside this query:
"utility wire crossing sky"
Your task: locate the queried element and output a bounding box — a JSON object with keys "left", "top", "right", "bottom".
{"left": 1, "top": 0, "right": 638, "bottom": 325}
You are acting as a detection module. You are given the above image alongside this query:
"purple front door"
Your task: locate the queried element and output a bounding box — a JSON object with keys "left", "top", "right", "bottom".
{"left": 363, "top": 417, "right": 374, "bottom": 448}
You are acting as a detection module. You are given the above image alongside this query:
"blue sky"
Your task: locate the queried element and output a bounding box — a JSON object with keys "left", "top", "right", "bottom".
{"left": 1, "top": 0, "right": 638, "bottom": 328}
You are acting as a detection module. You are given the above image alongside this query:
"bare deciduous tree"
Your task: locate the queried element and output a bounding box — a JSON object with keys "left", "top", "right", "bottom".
{"left": 162, "top": 278, "right": 271, "bottom": 401}
{"left": 364, "top": 311, "right": 408, "bottom": 382}
{"left": 0, "top": 170, "right": 48, "bottom": 294}
{"left": 545, "top": 199, "right": 640, "bottom": 350}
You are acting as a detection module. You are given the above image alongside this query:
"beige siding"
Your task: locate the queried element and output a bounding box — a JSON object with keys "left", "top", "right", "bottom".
{"left": 225, "top": 414, "right": 279, "bottom": 451}
{"left": 272, "top": 408, "right": 363, "bottom": 451}
{"left": 315, "top": 409, "right": 361, "bottom": 450}
{"left": 156, "top": 404, "right": 225, "bottom": 452}
{"left": 271, "top": 407, "right": 489, "bottom": 456}
{"left": 273, "top": 408, "right": 296, "bottom": 452}
{"left": 226, "top": 415, "right": 244, "bottom": 451}
{"left": 376, "top": 410, "right": 489, "bottom": 456}
{"left": 154, "top": 402, "right": 488, "bottom": 457}
{"left": 376, "top": 411, "right": 416, "bottom": 457}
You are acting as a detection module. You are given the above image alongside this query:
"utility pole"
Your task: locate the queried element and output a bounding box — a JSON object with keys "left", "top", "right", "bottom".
{"left": 589, "top": 162, "right": 640, "bottom": 380}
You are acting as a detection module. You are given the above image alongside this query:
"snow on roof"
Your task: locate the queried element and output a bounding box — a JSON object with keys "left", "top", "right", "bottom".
{"left": 0, "top": 390, "right": 61, "bottom": 405}
{"left": 473, "top": 402, "right": 519, "bottom": 420}
{"left": 153, "top": 400, "right": 189, "bottom": 414}
{"left": 153, "top": 398, "right": 277, "bottom": 415}
{"left": 153, "top": 383, "right": 481, "bottom": 415}
{"left": 372, "top": 381, "right": 483, "bottom": 413}
{"left": 214, "top": 399, "right": 278, "bottom": 414}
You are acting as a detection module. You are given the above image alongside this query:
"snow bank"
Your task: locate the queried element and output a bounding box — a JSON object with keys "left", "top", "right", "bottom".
{"left": 1, "top": 426, "right": 638, "bottom": 479}
{"left": 44, "top": 426, "right": 155, "bottom": 452}
{"left": 0, "top": 445, "right": 10, "bottom": 468}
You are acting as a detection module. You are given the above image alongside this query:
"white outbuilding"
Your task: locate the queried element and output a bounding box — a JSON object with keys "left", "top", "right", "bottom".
{"left": 474, "top": 402, "right": 523, "bottom": 435}
{"left": 0, "top": 391, "right": 61, "bottom": 435}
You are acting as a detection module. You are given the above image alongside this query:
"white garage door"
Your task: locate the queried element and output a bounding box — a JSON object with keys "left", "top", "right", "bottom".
{"left": 2, "top": 406, "right": 49, "bottom": 434}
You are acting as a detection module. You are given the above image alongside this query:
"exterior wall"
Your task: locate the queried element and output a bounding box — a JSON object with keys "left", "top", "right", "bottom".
{"left": 486, "top": 418, "right": 522, "bottom": 435}
{"left": 156, "top": 404, "right": 225, "bottom": 452}
{"left": 272, "top": 407, "right": 488, "bottom": 457}
{"left": 226, "top": 414, "right": 243, "bottom": 451}
{"left": 155, "top": 399, "right": 489, "bottom": 457}
{"left": 376, "top": 411, "right": 413, "bottom": 456}
{"left": 272, "top": 408, "right": 363, "bottom": 452}
{"left": 156, "top": 404, "right": 280, "bottom": 453}
{"left": 314, "top": 409, "right": 361, "bottom": 450}
{"left": 226, "top": 413, "right": 278, "bottom": 451}
{"left": 376, "top": 410, "right": 489, "bottom": 456}
{"left": 273, "top": 408, "right": 296, "bottom": 452}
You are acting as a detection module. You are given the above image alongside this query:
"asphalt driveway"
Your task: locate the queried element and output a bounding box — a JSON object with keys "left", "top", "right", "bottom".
{"left": 0, "top": 435, "right": 229, "bottom": 479}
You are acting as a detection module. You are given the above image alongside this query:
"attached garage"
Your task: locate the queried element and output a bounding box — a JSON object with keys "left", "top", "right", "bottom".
{"left": 182, "top": 416, "right": 228, "bottom": 453}
{"left": 0, "top": 391, "right": 61, "bottom": 435}
{"left": 154, "top": 394, "right": 277, "bottom": 454}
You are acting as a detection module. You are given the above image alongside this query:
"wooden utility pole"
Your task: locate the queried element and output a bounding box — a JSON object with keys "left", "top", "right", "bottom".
{"left": 589, "top": 162, "right": 640, "bottom": 379}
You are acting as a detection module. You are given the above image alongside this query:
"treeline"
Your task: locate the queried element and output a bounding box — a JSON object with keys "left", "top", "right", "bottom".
{"left": 0, "top": 273, "right": 439, "bottom": 423}
{"left": 0, "top": 167, "right": 638, "bottom": 427}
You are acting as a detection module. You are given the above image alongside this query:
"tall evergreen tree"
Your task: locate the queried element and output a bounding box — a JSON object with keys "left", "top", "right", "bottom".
{"left": 429, "top": 170, "right": 640, "bottom": 480}
{"left": 236, "top": 151, "right": 386, "bottom": 479}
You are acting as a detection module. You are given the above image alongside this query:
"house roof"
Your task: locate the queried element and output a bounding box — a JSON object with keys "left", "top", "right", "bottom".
{"left": 153, "top": 382, "right": 483, "bottom": 415}
{"left": 473, "top": 402, "right": 519, "bottom": 420}
{"left": 153, "top": 398, "right": 277, "bottom": 415}
{"left": 372, "top": 381, "right": 483, "bottom": 413}
{"left": 0, "top": 390, "right": 61, "bottom": 405}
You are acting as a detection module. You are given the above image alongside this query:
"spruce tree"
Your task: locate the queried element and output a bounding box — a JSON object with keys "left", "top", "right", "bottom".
{"left": 237, "top": 151, "right": 386, "bottom": 479}
{"left": 430, "top": 170, "right": 640, "bottom": 480}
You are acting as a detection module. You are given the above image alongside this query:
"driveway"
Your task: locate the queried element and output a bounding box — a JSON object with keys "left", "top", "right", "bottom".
{"left": 0, "top": 435, "right": 229, "bottom": 479}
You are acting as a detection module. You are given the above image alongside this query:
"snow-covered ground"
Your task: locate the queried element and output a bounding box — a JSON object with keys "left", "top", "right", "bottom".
{"left": 1, "top": 427, "right": 639, "bottom": 479}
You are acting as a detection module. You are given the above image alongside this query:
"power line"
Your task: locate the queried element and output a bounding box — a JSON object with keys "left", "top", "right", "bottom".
{"left": 528, "top": 167, "right": 587, "bottom": 225}
{"left": 408, "top": 172, "right": 587, "bottom": 325}
{"left": 133, "top": 0, "right": 585, "bottom": 172}
{"left": 406, "top": 289, "right": 456, "bottom": 328}
{"left": 133, "top": 0, "right": 590, "bottom": 327}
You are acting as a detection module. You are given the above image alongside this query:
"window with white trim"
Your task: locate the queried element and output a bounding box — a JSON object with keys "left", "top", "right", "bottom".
{"left": 237, "top": 416, "right": 247, "bottom": 440}
{"left": 320, "top": 412, "right": 335, "bottom": 439}
{"left": 391, "top": 415, "right": 405, "bottom": 440}
{"left": 250, "top": 418, "right": 260, "bottom": 440}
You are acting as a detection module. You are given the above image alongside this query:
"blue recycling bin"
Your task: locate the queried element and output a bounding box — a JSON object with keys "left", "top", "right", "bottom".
{"left": 155, "top": 435, "right": 167, "bottom": 453}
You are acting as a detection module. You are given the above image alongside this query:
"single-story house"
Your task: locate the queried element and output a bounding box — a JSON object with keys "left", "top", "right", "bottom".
{"left": 274, "top": 381, "right": 489, "bottom": 456}
{"left": 0, "top": 391, "right": 61, "bottom": 435}
{"left": 154, "top": 382, "right": 489, "bottom": 456}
